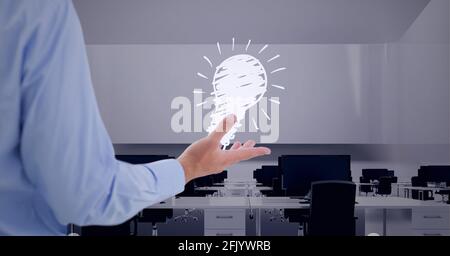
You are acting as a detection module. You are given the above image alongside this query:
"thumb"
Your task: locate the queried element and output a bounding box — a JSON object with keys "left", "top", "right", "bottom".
{"left": 209, "top": 114, "right": 237, "bottom": 144}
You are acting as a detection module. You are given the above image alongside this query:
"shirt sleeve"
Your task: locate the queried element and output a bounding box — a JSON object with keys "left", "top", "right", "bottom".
{"left": 19, "top": 0, "right": 185, "bottom": 226}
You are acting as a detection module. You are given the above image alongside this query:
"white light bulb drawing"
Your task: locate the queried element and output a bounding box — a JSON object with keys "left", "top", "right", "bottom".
{"left": 197, "top": 38, "right": 286, "bottom": 148}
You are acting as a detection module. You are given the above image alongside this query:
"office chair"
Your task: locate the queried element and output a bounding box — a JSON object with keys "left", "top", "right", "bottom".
{"left": 306, "top": 181, "right": 356, "bottom": 236}
{"left": 253, "top": 168, "right": 262, "bottom": 182}
{"left": 138, "top": 209, "right": 173, "bottom": 236}
{"left": 390, "top": 176, "right": 398, "bottom": 183}
{"left": 376, "top": 176, "right": 392, "bottom": 196}
{"left": 359, "top": 176, "right": 373, "bottom": 196}
{"left": 411, "top": 176, "right": 434, "bottom": 200}
{"left": 362, "top": 169, "right": 389, "bottom": 182}
{"left": 283, "top": 208, "right": 310, "bottom": 236}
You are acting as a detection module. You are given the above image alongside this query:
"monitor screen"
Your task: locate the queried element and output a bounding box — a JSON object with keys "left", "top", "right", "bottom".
{"left": 362, "top": 169, "right": 390, "bottom": 181}
{"left": 279, "top": 155, "right": 351, "bottom": 197}
{"left": 418, "top": 166, "right": 450, "bottom": 182}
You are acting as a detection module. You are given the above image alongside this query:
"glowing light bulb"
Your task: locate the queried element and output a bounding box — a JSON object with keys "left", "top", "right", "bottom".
{"left": 207, "top": 54, "right": 267, "bottom": 147}
{"left": 196, "top": 39, "right": 286, "bottom": 147}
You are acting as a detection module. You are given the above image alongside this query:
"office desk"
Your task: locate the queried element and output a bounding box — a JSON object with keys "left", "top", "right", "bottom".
{"left": 403, "top": 186, "right": 450, "bottom": 200}
{"left": 195, "top": 186, "right": 272, "bottom": 191}
{"left": 148, "top": 197, "right": 449, "bottom": 236}
{"left": 395, "top": 182, "right": 413, "bottom": 197}
{"left": 214, "top": 182, "right": 263, "bottom": 186}
{"left": 196, "top": 184, "right": 272, "bottom": 197}
{"left": 152, "top": 197, "right": 300, "bottom": 209}
{"left": 357, "top": 182, "right": 412, "bottom": 197}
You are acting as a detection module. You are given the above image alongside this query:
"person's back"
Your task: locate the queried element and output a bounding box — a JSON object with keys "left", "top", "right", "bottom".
{"left": 0, "top": 0, "right": 67, "bottom": 235}
{"left": 0, "top": 0, "right": 188, "bottom": 235}
{"left": 0, "top": 0, "right": 270, "bottom": 235}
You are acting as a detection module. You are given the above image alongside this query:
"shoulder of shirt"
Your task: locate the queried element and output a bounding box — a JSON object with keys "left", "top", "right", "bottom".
{"left": 2, "top": 0, "right": 72, "bottom": 24}
{"left": 30, "top": 0, "right": 72, "bottom": 19}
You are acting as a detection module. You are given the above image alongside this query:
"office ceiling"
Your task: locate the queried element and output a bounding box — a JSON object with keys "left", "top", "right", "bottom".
{"left": 73, "top": 0, "right": 431, "bottom": 44}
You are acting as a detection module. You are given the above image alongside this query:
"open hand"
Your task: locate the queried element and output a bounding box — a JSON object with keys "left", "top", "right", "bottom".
{"left": 177, "top": 115, "right": 271, "bottom": 183}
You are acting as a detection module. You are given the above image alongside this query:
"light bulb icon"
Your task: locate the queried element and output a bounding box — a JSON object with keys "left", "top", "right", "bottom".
{"left": 196, "top": 38, "right": 286, "bottom": 148}
{"left": 207, "top": 54, "right": 267, "bottom": 147}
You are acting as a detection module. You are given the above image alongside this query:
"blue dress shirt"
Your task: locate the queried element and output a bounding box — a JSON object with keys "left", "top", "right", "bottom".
{"left": 0, "top": 0, "right": 185, "bottom": 235}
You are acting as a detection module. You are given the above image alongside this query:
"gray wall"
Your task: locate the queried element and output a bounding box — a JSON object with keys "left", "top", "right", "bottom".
{"left": 82, "top": 0, "right": 448, "bottom": 144}
{"left": 87, "top": 41, "right": 449, "bottom": 144}
{"left": 76, "top": 0, "right": 449, "bottom": 181}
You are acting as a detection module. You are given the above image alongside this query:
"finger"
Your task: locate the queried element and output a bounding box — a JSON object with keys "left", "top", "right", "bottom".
{"left": 230, "top": 141, "right": 241, "bottom": 150}
{"left": 225, "top": 147, "right": 271, "bottom": 163}
{"left": 242, "top": 140, "right": 256, "bottom": 148}
{"left": 209, "top": 114, "right": 237, "bottom": 144}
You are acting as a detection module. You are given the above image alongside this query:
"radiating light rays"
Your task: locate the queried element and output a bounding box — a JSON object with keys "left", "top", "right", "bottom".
{"left": 252, "top": 118, "right": 259, "bottom": 130}
{"left": 217, "top": 42, "right": 222, "bottom": 55}
{"left": 197, "top": 72, "right": 209, "bottom": 80}
{"left": 260, "top": 108, "right": 271, "bottom": 121}
{"left": 203, "top": 56, "right": 213, "bottom": 67}
{"left": 245, "top": 39, "right": 251, "bottom": 52}
{"left": 258, "top": 44, "right": 268, "bottom": 54}
{"left": 271, "top": 84, "right": 285, "bottom": 90}
{"left": 271, "top": 67, "right": 286, "bottom": 74}
{"left": 195, "top": 38, "right": 286, "bottom": 145}
{"left": 200, "top": 39, "right": 287, "bottom": 91}
{"left": 267, "top": 54, "right": 280, "bottom": 63}
{"left": 196, "top": 101, "right": 208, "bottom": 107}
{"left": 269, "top": 98, "right": 280, "bottom": 105}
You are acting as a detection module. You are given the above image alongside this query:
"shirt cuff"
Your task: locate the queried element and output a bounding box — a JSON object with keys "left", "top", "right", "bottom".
{"left": 143, "top": 159, "right": 186, "bottom": 197}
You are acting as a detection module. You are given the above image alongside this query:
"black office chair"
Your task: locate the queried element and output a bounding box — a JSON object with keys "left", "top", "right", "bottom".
{"left": 359, "top": 176, "right": 373, "bottom": 196}
{"left": 390, "top": 176, "right": 398, "bottom": 183}
{"left": 138, "top": 209, "right": 173, "bottom": 236}
{"left": 362, "top": 169, "right": 389, "bottom": 182}
{"left": 411, "top": 176, "right": 434, "bottom": 200}
{"left": 376, "top": 176, "right": 392, "bottom": 196}
{"left": 253, "top": 168, "right": 262, "bottom": 182}
{"left": 306, "top": 181, "right": 356, "bottom": 236}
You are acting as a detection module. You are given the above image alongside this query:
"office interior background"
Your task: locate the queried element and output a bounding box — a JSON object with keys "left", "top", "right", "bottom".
{"left": 71, "top": 0, "right": 450, "bottom": 236}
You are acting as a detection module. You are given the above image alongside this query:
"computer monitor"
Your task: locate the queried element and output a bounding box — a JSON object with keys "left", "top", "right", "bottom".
{"left": 279, "top": 155, "right": 351, "bottom": 197}
{"left": 418, "top": 166, "right": 450, "bottom": 183}
{"left": 362, "top": 169, "right": 390, "bottom": 181}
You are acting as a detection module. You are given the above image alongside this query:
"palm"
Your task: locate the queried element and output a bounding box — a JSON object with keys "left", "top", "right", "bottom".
{"left": 178, "top": 115, "right": 271, "bottom": 183}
